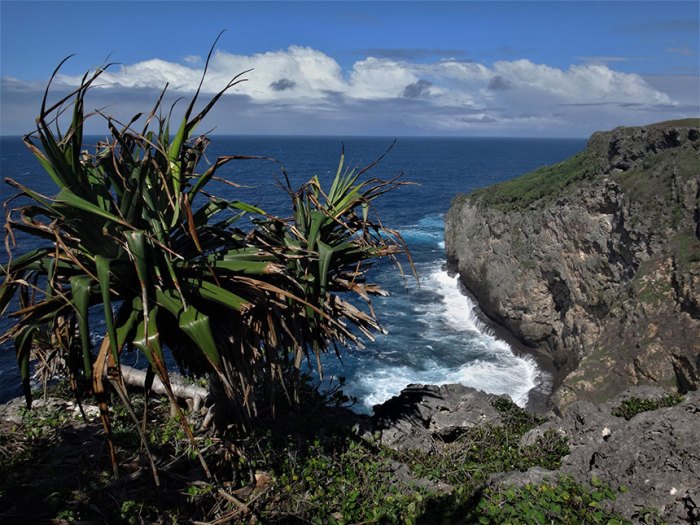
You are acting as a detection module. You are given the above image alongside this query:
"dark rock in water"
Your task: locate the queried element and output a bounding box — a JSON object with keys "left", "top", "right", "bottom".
{"left": 369, "top": 383, "right": 504, "bottom": 452}
{"left": 444, "top": 119, "right": 700, "bottom": 410}
{"left": 500, "top": 387, "right": 700, "bottom": 523}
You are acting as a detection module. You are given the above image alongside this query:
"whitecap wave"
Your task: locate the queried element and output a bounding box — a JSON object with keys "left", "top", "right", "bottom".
{"left": 347, "top": 265, "right": 540, "bottom": 413}
{"left": 398, "top": 213, "right": 446, "bottom": 248}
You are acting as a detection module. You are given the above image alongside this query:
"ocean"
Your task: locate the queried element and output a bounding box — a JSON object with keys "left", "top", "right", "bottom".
{"left": 0, "top": 135, "right": 585, "bottom": 410}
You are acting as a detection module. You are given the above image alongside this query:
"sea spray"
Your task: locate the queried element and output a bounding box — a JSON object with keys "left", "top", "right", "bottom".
{"left": 334, "top": 264, "right": 541, "bottom": 413}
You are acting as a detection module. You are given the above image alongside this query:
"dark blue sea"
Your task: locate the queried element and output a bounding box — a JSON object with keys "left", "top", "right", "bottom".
{"left": 0, "top": 136, "right": 585, "bottom": 410}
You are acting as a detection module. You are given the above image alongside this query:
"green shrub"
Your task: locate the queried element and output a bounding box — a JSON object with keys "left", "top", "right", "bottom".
{"left": 0, "top": 44, "right": 410, "bottom": 480}
{"left": 612, "top": 394, "right": 684, "bottom": 420}
{"left": 471, "top": 475, "right": 628, "bottom": 524}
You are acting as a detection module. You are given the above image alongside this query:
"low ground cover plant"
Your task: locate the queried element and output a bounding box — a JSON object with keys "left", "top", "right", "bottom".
{"left": 612, "top": 394, "right": 684, "bottom": 420}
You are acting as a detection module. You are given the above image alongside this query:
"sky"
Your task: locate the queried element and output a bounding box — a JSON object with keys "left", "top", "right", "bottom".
{"left": 1, "top": 1, "right": 698, "bottom": 137}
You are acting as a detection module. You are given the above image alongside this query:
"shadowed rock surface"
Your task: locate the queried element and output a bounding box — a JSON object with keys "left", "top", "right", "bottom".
{"left": 506, "top": 387, "right": 700, "bottom": 524}
{"left": 374, "top": 384, "right": 700, "bottom": 523}
{"left": 369, "top": 383, "right": 505, "bottom": 453}
{"left": 444, "top": 119, "right": 700, "bottom": 410}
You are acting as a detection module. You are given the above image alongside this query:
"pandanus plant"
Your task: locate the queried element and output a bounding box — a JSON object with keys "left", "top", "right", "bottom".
{"left": 0, "top": 43, "right": 410, "bottom": 479}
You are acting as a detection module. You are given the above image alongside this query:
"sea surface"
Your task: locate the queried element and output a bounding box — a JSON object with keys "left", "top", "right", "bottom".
{"left": 0, "top": 135, "right": 585, "bottom": 410}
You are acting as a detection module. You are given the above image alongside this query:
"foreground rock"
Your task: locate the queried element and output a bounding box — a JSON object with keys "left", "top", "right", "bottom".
{"left": 503, "top": 387, "right": 700, "bottom": 523}
{"left": 373, "top": 383, "right": 700, "bottom": 523}
{"left": 369, "top": 383, "right": 505, "bottom": 453}
{"left": 445, "top": 119, "right": 700, "bottom": 410}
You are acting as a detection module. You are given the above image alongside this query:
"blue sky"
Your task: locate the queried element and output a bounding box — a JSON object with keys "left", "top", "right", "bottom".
{"left": 1, "top": 1, "right": 698, "bottom": 137}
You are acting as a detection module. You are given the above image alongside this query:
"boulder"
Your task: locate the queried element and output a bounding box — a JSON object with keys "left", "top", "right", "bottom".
{"left": 369, "top": 383, "right": 505, "bottom": 453}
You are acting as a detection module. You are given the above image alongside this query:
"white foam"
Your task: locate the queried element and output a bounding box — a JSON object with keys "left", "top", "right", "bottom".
{"left": 429, "top": 270, "right": 495, "bottom": 335}
{"left": 354, "top": 266, "right": 540, "bottom": 412}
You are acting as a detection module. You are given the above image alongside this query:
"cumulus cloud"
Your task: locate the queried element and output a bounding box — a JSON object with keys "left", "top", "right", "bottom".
{"left": 403, "top": 79, "right": 433, "bottom": 98}
{"left": 53, "top": 47, "right": 673, "bottom": 107}
{"left": 3, "top": 45, "right": 690, "bottom": 136}
{"left": 487, "top": 75, "right": 512, "bottom": 91}
{"left": 270, "top": 78, "right": 296, "bottom": 91}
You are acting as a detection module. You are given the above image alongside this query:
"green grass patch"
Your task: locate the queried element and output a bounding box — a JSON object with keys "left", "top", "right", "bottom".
{"left": 612, "top": 394, "right": 684, "bottom": 420}
{"left": 381, "top": 398, "right": 570, "bottom": 520}
{"left": 644, "top": 118, "right": 700, "bottom": 128}
{"left": 673, "top": 232, "right": 700, "bottom": 270}
{"left": 464, "top": 150, "right": 596, "bottom": 211}
{"left": 614, "top": 148, "right": 699, "bottom": 220}
{"left": 635, "top": 277, "right": 673, "bottom": 305}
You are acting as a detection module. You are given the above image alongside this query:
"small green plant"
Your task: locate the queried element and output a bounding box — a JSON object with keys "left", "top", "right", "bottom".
{"left": 119, "top": 499, "right": 141, "bottom": 522}
{"left": 55, "top": 508, "right": 77, "bottom": 522}
{"left": 17, "top": 404, "right": 72, "bottom": 440}
{"left": 612, "top": 394, "right": 684, "bottom": 420}
{"left": 186, "top": 483, "right": 213, "bottom": 503}
{"left": 492, "top": 397, "right": 546, "bottom": 434}
{"left": 472, "top": 475, "right": 628, "bottom": 524}
{"left": 631, "top": 506, "right": 667, "bottom": 525}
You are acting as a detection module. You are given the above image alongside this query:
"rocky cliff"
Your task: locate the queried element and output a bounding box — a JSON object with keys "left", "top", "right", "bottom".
{"left": 444, "top": 119, "right": 700, "bottom": 410}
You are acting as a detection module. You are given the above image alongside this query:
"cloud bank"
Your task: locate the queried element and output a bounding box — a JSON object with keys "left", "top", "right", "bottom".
{"left": 2, "top": 46, "right": 694, "bottom": 137}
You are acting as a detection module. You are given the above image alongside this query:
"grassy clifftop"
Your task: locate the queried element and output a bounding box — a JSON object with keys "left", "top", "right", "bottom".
{"left": 461, "top": 118, "right": 700, "bottom": 212}
{"left": 461, "top": 149, "right": 600, "bottom": 211}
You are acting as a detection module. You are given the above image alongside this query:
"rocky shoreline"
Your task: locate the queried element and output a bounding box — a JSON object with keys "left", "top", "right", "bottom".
{"left": 424, "top": 120, "right": 700, "bottom": 521}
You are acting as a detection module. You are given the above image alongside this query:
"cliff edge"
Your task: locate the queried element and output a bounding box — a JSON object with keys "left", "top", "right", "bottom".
{"left": 445, "top": 119, "right": 700, "bottom": 410}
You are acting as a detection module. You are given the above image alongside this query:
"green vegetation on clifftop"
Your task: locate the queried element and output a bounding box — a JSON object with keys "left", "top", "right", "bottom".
{"left": 456, "top": 119, "right": 700, "bottom": 214}
{"left": 459, "top": 150, "right": 599, "bottom": 211}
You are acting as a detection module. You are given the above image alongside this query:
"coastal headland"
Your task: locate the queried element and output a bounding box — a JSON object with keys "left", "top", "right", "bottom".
{"left": 445, "top": 118, "right": 700, "bottom": 411}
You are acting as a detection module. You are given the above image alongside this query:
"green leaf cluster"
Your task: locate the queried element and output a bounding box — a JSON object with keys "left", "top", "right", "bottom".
{"left": 472, "top": 476, "right": 628, "bottom": 524}
{"left": 268, "top": 439, "right": 428, "bottom": 524}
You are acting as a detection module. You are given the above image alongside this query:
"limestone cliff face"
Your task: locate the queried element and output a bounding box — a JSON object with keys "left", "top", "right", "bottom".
{"left": 444, "top": 121, "right": 700, "bottom": 410}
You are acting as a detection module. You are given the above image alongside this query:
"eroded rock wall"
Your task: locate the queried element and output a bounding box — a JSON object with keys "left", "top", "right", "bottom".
{"left": 445, "top": 122, "right": 700, "bottom": 409}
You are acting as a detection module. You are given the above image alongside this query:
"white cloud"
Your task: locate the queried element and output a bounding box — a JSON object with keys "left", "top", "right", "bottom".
{"left": 206, "top": 47, "right": 346, "bottom": 102}
{"left": 94, "top": 59, "right": 203, "bottom": 91}
{"left": 183, "top": 55, "right": 202, "bottom": 65}
{"left": 7, "top": 45, "right": 689, "bottom": 137}
{"left": 55, "top": 47, "right": 672, "bottom": 106}
{"left": 348, "top": 57, "right": 418, "bottom": 99}
{"left": 491, "top": 60, "right": 674, "bottom": 106}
